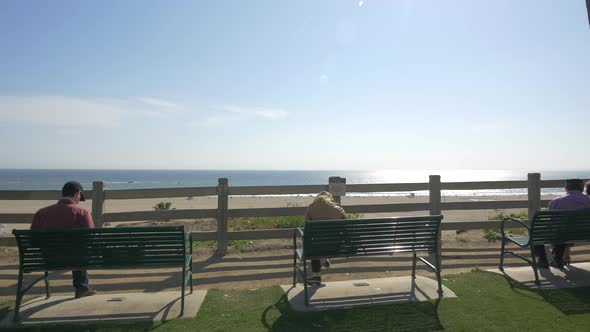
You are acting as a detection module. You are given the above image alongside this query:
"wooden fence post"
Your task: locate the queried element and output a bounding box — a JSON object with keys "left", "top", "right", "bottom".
{"left": 92, "top": 181, "right": 105, "bottom": 228}
{"left": 429, "top": 175, "right": 442, "bottom": 267}
{"left": 217, "top": 178, "right": 229, "bottom": 256}
{"left": 527, "top": 173, "right": 541, "bottom": 220}
{"left": 328, "top": 176, "right": 346, "bottom": 205}
{"left": 429, "top": 175, "right": 442, "bottom": 215}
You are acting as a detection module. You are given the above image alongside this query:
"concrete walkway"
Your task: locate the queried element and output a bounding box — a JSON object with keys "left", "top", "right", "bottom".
{"left": 488, "top": 262, "right": 590, "bottom": 289}
{"left": 0, "top": 290, "right": 206, "bottom": 327}
{"left": 281, "top": 276, "right": 456, "bottom": 312}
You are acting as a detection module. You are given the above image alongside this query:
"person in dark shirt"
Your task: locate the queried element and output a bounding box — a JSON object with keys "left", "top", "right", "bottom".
{"left": 31, "top": 181, "right": 97, "bottom": 298}
{"left": 534, "top": 179, "right": 590, "bottom": 268}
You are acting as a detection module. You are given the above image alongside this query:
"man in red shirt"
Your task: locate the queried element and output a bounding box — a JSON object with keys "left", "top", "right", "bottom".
{"left": 31, "top": 181, "right": 97, "bottom": 298}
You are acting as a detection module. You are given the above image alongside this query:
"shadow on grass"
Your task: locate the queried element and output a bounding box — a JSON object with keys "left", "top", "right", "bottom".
{"left": 262, "top": 293, "right": 443, "bottom": 331}
{"left": 540, "top": 287, "right": 590, "bottom": 315}
{"left": 504, "top": 269, "right": 590, "bottom": 316}
{"left": 0, "top": 301, "right": 12, "bottom": 322}
{"left": 1, "top": 321, "right": 155, "bottom": 332}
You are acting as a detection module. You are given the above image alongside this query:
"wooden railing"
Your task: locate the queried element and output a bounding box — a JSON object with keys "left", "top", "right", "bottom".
{"left": 0, "top": 173, "right": 578, "bottom": 254}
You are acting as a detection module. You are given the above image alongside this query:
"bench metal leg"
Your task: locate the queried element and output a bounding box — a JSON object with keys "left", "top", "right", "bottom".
{"left": 292, "top": 234, "right": 297, "bottom": 287}
{"left": 530, "top": 247, "right": 541, "bottom": 286}
{"left": 13, "top": 270, "right": 24, "bottom": 322}
{"left": 44, "top": 271, "right": 51, "bottom": 299}
{"left": 189, "top": 240, "right": 194, "bottom": 294}
{"left": 499, "top": 238, "right": 506, "bottom": 271}
{"left": 181, "top": 265, "right": 185, "bottom": 317}
{"left": 435, "top": 253, "right": 443, "bottom": 296}
{"left": 189, "top": 265, "right": 193, "bottom": 294}
{"left": 411, "top": 253, "right": 417, "bottom": 279}
{"left": 303, "top": 258, "right": 309, "bottom": 307}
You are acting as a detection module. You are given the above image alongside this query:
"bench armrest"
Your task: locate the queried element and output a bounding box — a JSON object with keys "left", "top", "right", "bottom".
{"left": 185, "top": 232, "right": 193, "bottom": 253}
{"left": 296, "top": 228, "right": 304, "bottom": 238}
{"left": 501, "top": 217, "right": 530, "bottom": 238}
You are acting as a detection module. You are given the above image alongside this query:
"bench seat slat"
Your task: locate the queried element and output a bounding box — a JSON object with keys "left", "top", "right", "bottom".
{"left": 307, "top": 232, "right": 437, "bottom": 243}
{"left": 13, "top": 227, "right": 190, "bottom": 271}
{"left": 308, "top": 231, "right": 438, "bottom": 240}
{"left": 305, "top": 247, "right": 435, "bottom": 259}
{"left": 308, "top": 240, "right": 438, "bottom": 248}
{"left": 13, "top": 226, "right": 184, "bottom": 234}
{"left": 295, "top": 215, "right": 443, "bottom": 306}
{"left": 12, "top": 226, "right": 194, "bottom": 322}
{"left": 306, "top": 222, "right": 439, "bottom": 231}
{"left": 302, "top": 216, "right": 442, "bottom": 259}
{"left": 19, "top": 241, "right": 185, "bottom": 248}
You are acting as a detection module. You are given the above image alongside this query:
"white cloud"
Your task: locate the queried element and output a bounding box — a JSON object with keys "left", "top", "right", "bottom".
{"left": 0, "top": 95, "right": 182, "bottom": 128}
{"left": 187, "top": 115, "right": 232, "bottom": 128}
{"left": 0, "top": 95, "right": 125, "bottom": 128}
{"left": 222, "top": 105, "right": 288, "bottom": 120}
{"left": 358, "top": 1, "right": 364, "bottom": 7}
{"left": 136, "top": 97, "right": 180, "bottom": 109}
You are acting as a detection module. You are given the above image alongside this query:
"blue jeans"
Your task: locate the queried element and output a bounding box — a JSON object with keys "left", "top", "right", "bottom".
{"left": 72, "top": 271, "right": 89, "bottom": 292}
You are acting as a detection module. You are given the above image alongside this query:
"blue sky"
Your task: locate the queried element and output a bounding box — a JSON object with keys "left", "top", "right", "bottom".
{"left": 0, "top": 0, "right": 589, "bottom": 170}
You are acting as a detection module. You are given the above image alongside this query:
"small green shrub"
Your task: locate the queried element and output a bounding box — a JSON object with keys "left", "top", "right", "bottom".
{"left": 192, "top": 240, "right": 216, "bottom": 248}
{"left": 153, "top": 201, "right": 173, "bottom": 211}
{"left": 346, "top": 213, "right": 363, "bottom": 220}
{"left": 483, "top": 211, "right": 529, "bottom": 242}
{"left": 488, "top": 210, "right": 528, "bottom": 221}
{"left": 483, "top": 228, "right": 502, "bottom": 243}
{"left": 229, "top": 213, "right": 364, "bottom": 231}
{"left": 275, "top": 216, "right": 306, "bottom": 228}
{"left": 192, "top": 240, "right": 254, "bottom": 249}
{"left": 229, "top": 240, "right": 254, "bottom": 248}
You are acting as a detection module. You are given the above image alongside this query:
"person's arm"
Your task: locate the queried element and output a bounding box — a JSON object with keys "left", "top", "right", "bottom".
{"left": 335, "top": 205, "right": 346, "bottom": 219}
{"left": 304, "top": 208, "right": 311, "bottom": 221}
{"left": 548, "top": 199, "right": 555, "bottom": 210}
{"left": 31, "top": 210, "right": 42, "bottom": 229}
{"left": 81, "top": 210, "right": 96, "bottom": 228}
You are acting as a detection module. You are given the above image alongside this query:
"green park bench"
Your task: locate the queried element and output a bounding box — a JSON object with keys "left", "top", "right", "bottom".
{"left": 293, "top": 215, "right": 444, "bottom": 306}
{"left": 499, "top": 209, "right": 590, "bottom": 285}
{"left": 12, "top": 226, "right": 193, "bottom": 321}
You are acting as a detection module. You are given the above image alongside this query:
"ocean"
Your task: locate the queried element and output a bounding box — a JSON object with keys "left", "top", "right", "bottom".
{"left": 0, "top": 169, "right": 588, "bottom": 197}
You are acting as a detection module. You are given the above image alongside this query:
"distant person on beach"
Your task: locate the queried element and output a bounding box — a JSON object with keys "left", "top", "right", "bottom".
{"left": 534, "top": 178, "right": 590, "bottom": 268}
{"left": 31, "top": 181, "right": 97, "bottom": 298}
{"left": 304, "top": 191, "right": 346, "bottom": 285}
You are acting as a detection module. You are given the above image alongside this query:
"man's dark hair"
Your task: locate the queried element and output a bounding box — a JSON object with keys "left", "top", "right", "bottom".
{"left": 565, "top": 178, "right": 584, "bottom": 192}
{"left": 61, "top": 181, "right": 86, "bottom": 201}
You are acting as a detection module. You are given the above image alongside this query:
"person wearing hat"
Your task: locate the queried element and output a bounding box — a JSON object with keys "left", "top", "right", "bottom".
{"left": 31, "top": 181, "right": 96, "bottom": 298}
{"left": 303, "top": 191, "right": 346, "bottom": 285}
{"left": 533, "top": 178, "right": 590, "bottom": 268}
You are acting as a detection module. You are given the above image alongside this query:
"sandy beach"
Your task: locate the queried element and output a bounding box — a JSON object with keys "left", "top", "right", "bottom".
{"left": 0, "top": 193, "right": 559, "bottom": 235}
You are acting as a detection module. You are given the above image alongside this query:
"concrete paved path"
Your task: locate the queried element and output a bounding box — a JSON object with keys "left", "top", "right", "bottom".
{"left": 488, "top": 262, "right": 590, "bottom": 289}
{"left": 0, "top": 290, "right": 206, "bottom": 327}
{"left": 281, "top": 276, "right": 456, "bottom": 312}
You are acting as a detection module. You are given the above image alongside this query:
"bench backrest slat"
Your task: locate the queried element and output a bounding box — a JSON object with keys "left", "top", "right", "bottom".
{"left": 531, "top": 209, "right": 590, "bottom": 244}
{"left": 13, "top": 226, "right": 186, "bottom": 272}
{"left": 303, "top": 216, "right": 442, "bottom": 258}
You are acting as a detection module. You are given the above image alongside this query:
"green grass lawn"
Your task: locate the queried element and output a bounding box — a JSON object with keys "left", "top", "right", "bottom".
{"left": 3, "top": 271, "right": 590, "bottom": 331}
